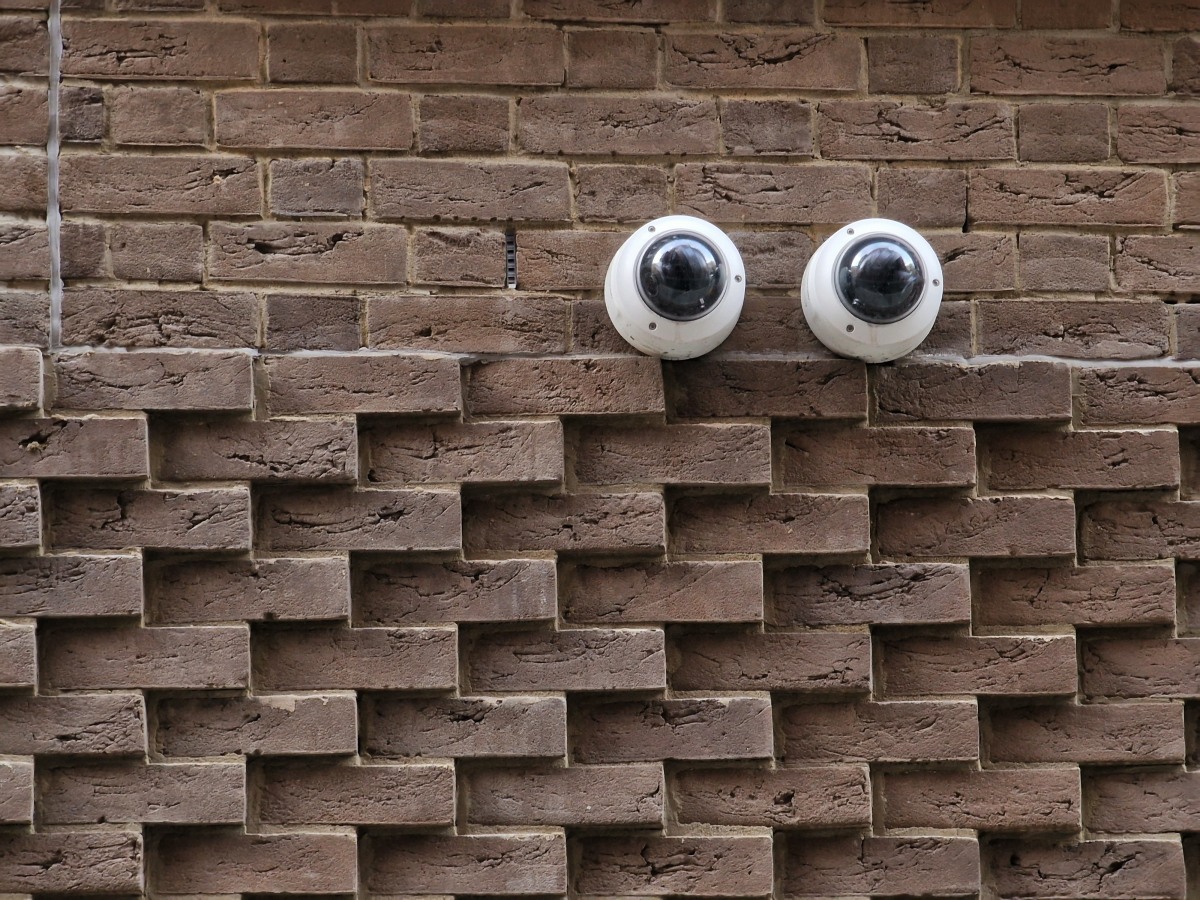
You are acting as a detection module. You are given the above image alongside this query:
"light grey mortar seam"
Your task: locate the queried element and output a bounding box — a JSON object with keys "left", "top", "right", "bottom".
{"left": 47, "top": 0, "right": 63, "bottom": 351}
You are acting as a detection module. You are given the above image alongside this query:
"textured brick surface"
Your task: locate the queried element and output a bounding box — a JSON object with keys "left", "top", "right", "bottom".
{"left": 5, "top": 3, "right": 1198, "bottom": 895}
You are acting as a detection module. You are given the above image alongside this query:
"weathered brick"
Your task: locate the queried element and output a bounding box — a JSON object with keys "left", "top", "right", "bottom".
{"left": 984, "top": 427, "right": 1179, "bottom": 489}
{"left": 265, "top": 293, "right": 362, "bottom": 351}
{"left": 1080, "top": 367, "right": 1200, "bottom": 424}
{"left": 1178, "top": 172, "right": 1200, "bottom": 228}
{"left": 972, "top": 35, "right": 1166, "bottom": 94}
{"left": 0, "top": 291, "right": 47, "bottom": 347}
{"left": 209, "top": 222, "right": 408, "bottom": 284}
{"left": 0, "top": 223, "right": 49, "bottom": 280}
{"left": 0, "top": 832, "right": 142, "bottom": 893}
{"left": 372, "top": 159, "right": 570, "bottom": 221}
{"left": 60, "top": 221, "right": 106, "bottom": 278}
{"left": 876, "top": 168, "right": 968, "bottom": 228}
{"left": 269, "top": 158, "right": 364, "bottom": 217}
{"left": 258, "top": 761, "right": 454, "bottom": 825}
{"left": 0, "top": 760, "right": 32, "bottom": 824}
{"left": 468, "top": 763, "right": 663, "bottom": 826}
{"left": 1083, "top": 499, "right": 1200, "bottom": 559}
{"left": 1019, "top": 101, "right": 1110, "bottom": 161}
{"left": 0, "top": 15, "right": 46, "bottom": 75}
{"left": 772, "top": 563, "right": 971, "bottom": 627}
{"left": 465, "top": 491, "right": 663, "bottom": 555}
{"left": 1088, "top": 771, "right": 1200, "bottom": 833}
{"left": 991, "top": 702, "right": 1185, "bottom": 765}
{"left": 671, "top": 358, "right": 866, "bottom": 418}
{"left": 1083, "top": 637, "right": 1200, "bottom": 697}
{"left": 0, "top": 554, "right": 142, "bottom": 618}
{"left": 783, "top": 698, "right": 978, "bottom": 763}
{"left": 1117, "top": 235, "right": 1200, "bottom": 292}
{"left": 567, "top": 27, "right": 656, "bottom": 88}
{"left": 41, "top": 761, "right": 244, "bottom": 824}
{"left": 0, "top": 416, "right": 146, "bottom": 479}
{"left": 47, "top": 486, "right": 251, "bottom": 551}
{"left": 876, "top": 361, "right": 1071, "bottom": 422}
{"left": 150, "top": 557, "right": 350, "bottom": 624}
{"left": 573, "top": 697, "right": 773, "bottom": 762}
{"left": 469, "top": 357, "right": 663, "bottom": 415}
{"left": 110, "top": 223, "right": 203, "bottom": 282}
{"left": 363, "top": 419, "right": 563, "bottom": 485}
{"left": 882, "top": 634, "right": 1078, "bottom": 695}
{"left": 216, "top": 90, "right": 412, "bottom": 150}
{"left": 1122, "top": 0, "right": 1200, "bottom": 30}
{"left": 55, "top": 350, "right": 252, "bottom": 412}
{"left": 1019, "top": 232, "right": 1111, "bottom": 291}
{"left": 0, "top": 346, "right": 41, "bottom": 410}
{"left": 368, "top": 24, "right": 564, "bottom": 85}
{"left": 412, "top": 225, "right": 507, "bottom": 286}
{"left": 575, "top": 164, "right": 668, "bottom": 222}
{"left": 576, "top": 835, "right": 774, "bottom": 897}
{"left": 0, "top": 84, "right": 47, "bottom": 145}
{"left": 526, "top": 0, "right": 714, "bottom": 20}
{"left": 62, "top": 288, "right": 259, "bottom": 348}
{"left": 257, "top": 488, "right": 460, "bottom": 552}
{"left": 516, "top": 229, "right": 624, "bottom": 290}
{"left": 156, "top": 694, "right": 357, "bottom": 757}
{"left": 868, "top": 34, "right": 960, "bottom": 93}
{"left": 672, "top": 492, "right": 869, "bottom": 555}
{"left": 154, "top": 832, "right": 357, "bottom": 894}
{"left": 110, "top": 86, "right": 207, "bottom": 145}
{"left": 672, "top": 631, "right": 870, "bottom": 692}
{"left": 666, "top": 30, "right": 859, "bottom": 90}
{"left": 785, "top": 835, "right": 981, "bottom": 898}
{"left": 255, "top": 625, "right": 455, "bottom": 690}
{"left": 778, "top": 424, "right": 975, "bottom": 488}
{"left": 60, "top": 84, "right": 104, "bottom": 141}
{"left": 676, "top": 162, "right": 873, "bottom": 224}
{"left": 367, "top": 834, "right": 567, "bottom": 895}
{"left": 520, "top": 94, "right": 719, "bottom": 155}
{"left": 0, "top": 484, "right": 38, "bottom": 550}
{"left": 826, "top": 0, "right": 1015, "bottom": 25}
{"left": 933, "top": 231, "right": 1017, "bottom": 291}
{"left": 726, "top": 0, "right": 814, "bottom": 21}
{"left": 156, "top": 418, "right": 356, "bottom": 483}
{"left": 418, "top": 93, "right": 509, "bottom": 153}
{"left": 987, "top": 838, "right": 1186, "bottom": 900}
{"left": 368, "top": 294, "right": 568, "bottom": 353}
{"left": 267, "top": 21, "right": 357, "bottom": 82}
{"left": 1173, "top": 35, "right": 1200, "bottom": 94}
{"left": 885, "top": 768, "right": 1081, "bottom": 831}
{"left": 469, "top": 628, "right": 664, "bottom": 692}
{"left": 62, "top": 19, "right": 258, "bottom": 79}
{"left": 1119, "top": 104, "right": 1200, "bottom": 163}
{"left": 562, "top": 559, "right": 763, "bottom": 623}
{"left": 266, "top": 354, "right": 460, "bottom": 415}
{"left": 365, "top": 695, "right": 566, "bottom": 759}
{"left": 675, "top": 765, "right": 869, "bottom": 829}
{"left": 970, "top": 168, "right": 1168, "bottom": 226}
{"left": 575, "top": 423, "right": 770, "bottom": 485}
{"left": 0, "top": 153, "right": 47, "bottom": 212}
{"left": 977, "top": 564, "right": 1177, "bottom": 627}
{"left": 0, "top": 625, "right": 34, "bottom": 687}
{"left": 1024, "top": 0, "right": 1112, "bottom": 26}
{"left": 821, "top": 100, "right": 1013, "bottom": 160}
{"left": 727, "top": 230, "right": 816, "bottom": 290}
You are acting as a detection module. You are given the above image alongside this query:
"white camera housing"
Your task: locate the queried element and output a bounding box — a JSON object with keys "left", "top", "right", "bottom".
{"left": 604, "top": 215, "right": 745, "bottom": 360}
{"left": 801, "top": 218, "right": 942, "bottom": 363}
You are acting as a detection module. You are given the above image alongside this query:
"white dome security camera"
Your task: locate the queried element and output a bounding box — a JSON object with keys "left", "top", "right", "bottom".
{"left": 801, "top": 218, "right": 942, "bottom": 363}
{"left": 604, "top": 215, "right": 745, "bottom": 360}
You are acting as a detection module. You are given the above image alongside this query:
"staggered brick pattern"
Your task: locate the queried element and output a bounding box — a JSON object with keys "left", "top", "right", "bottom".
{"left": 3, "top": 0, "right": 1200, "bottom": 895}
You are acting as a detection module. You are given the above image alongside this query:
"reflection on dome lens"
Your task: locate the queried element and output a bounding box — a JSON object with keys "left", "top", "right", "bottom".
{"left": 637, "top": 234, "right": 724, "bottom": 321}
{"left": 836, "top": 237, "right": 924, "bottom": 324}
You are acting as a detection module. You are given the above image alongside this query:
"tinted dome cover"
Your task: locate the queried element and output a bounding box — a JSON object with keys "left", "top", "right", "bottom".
{"left": 835, "top": 236, "right": 924, "bottom": 324}
{"left": 637, "top": 233, "right": 724, "bottom": 321}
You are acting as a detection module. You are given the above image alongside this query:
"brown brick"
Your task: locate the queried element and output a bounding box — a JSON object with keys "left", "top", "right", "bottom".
{"left": 368, "top": 24, "right": 564, "bottom": 85}
{"left": 971, "top": 168, "right": 1167, "bottom": 226}
{"left": 0, "top": 554, "right": 142, "bottom": 618}
{"left": 982, "top": 299, "right": 1169, "bottom": 359}
{"left": 1122, "top": 0, "right": 1200, "bottom": 29}
{"left": 671, "top": 358, "right": 865, "bottom": 418}
{"left": 972, "top": 35, "right": 1166, "bottom": 94}
{"left": 364, "top": 420, "right": 562, "bottom": 485}
{"left": 0, "top": 154, "right": 46, "bottom": 212}
{"left": 60, "top": 221, "right": 106, "bottom": 279}
{"left": 784, "top": 698, "right": 978, "bottom": 764}
{"left": 666, "top": 30, "right": 859, "bottom": 90}
{"left": 156, "top": 418, "right": 356, "bottom": 483}
{"left": 269, "top": 158, "right": 364, "bottom": 217}
{"left": 467, "top": 763, "right": 663, "bottom": 826}
{"left": 151, "top": 557, "right": 349, "bottom": 624}
{"left": 47, "top": 486, "right": 251, "bottom": 551}
{"left": 265, "top": 293, "right": 361, "bottom": 351}
{"left": 881, "top": 495, "right": 1077, "bottom": 558}
{"left": 673, "top": 631, "right": 870, "bottom": 693}
{"left": 932, "top": 231, "right": 1017, "bottom": 291}
{"left": 826, "top": 0, "right": 1015, "bottom": 25}
{"left": 55, "top": 350, "right": 252, "bottom": 412}
{"left": 0, "top": 832, "right": 142, "bottom": 893}
{"left": 258, "top": 488, "right": 460, "bottom": 552}
{"left": 877, "top": 360, "right": 1071, "bottom": 422}
{"left": 0, "top": 484, "right": 38, "bottom": 551}
{"left": 575, "top": 423, "right": 770, "bottom": 485}
{"left": 991, "top": 702, "right": 1185, "bottom": 765}
{"left": 0, "top": 346, "right": 41, "bottom": 411}
{"left": 418, "top": 93, "right": 509, "bottom": 153}
{"left": 255, "top": 625, "right": 454, "bottom": 691}
{"left": 1119, "top": 104, "right": 1200, "bottom": 162}
{"left": 0, "top": 625, "right": 34, "bottom": 687}
{"left": 516, "top": 229, "right": 624, "bottom": 290}
{"left": 412, "top": 225, "right": 506, "bottom": 287}
{"left": 357, "top": 558, "right": 555, "bottom": 625}
{"left": 567, "top": 27, "right": 656, "bottom": 88}
{"left": 465, "top": 491, "right": 663, "bottom": 555}
{"left": 0, "top": 84, "right": 47, "bottom": 145}
{"left": 1082, "top": 637, "right": 1200, "bottom": 697}
{"left": 110, "top": 86, "right": 207, "bottom": 145}
{"left": 62, "top": 19, "right": 258, "bottom": 79}
{"left": 367, "top": 834, "right": 567, "bottom": 895}
{"left": 821, "top": 100, "right": 1013, "bottom": 160}
{"left": 41, "top": 761, "right": 244, "bottom": 824}
{"left": 368, "top": 294, "right": 567, "bottom": 354}
{"left": 268, "top": 21, "right": 357, "bottom": 82}
{"left": 0, "top": 416, "right": 147, "bottom": 479}
{"left": 673, "top": 492, "right": 869, "bottom": 556}
{"left": 1087, "top": 771, "right": 1200, "bottom": 833}
{"left": 717, "top": 99, "right": 812, "bottom": 157}
{"left": 0, "top": 15, "right": 46, "bottom": 75}
{"left": 154, "top": 832, "right": 357, "bottom": 894}
{"left": 1179, "top": 306, "right": 1200, "bottom": 359}
{"left": 1024, "top": 0, "right": 1111, "bottom": 26}
{"left": 1080, "top": 367, "right": 1200, "bottom": 424}
{"left": 978, "top": 563, "right": 1176, "bottom": 628}
{"left": 573, "top": 697, "right": 773, "bottom": 762}
{"left": 110, "top": 223, "right": 203, "bottom": 282}
{"left": 726, "top": 0, "right": 814, "bottom": 21}
{"left": 1177, "top": 172, "right": 1200, "bottom": 227}
{"left": 727, "top": 230, "right": 815, "bottom": 289}
{"left": 1173, "top": 35, "right": 1200, "bottom": 94}
{"left": 266, "top": 354, "right": 460, "bottom": 415}
{"left": 885, "top": 768, "right": 1080, "bottom": 831}
{"left": 526, "top": 0, "right": 714, "bottom": 20}
{"left": 675, "top": 765, "right": 869, "bottom": 829}
{"left": 1117, "top": 235, "right": 1200, "bottom": 292}
{"left": 577, "top": 835, "right": 773, "bottom": 897}
{"left": 258, "top": 760, "right": 453, "bottom": 825}
{"left": 876, "top": 168, "right": 966, "bottom": 229}
{"left": 469, "top": 628, "right": 664, "bottom": 692}
{"left": 785, "top": 835, "right": 981, "bottom": 898}
{"left": 60, "top": 84, "right": 104, "bottom": 142}
{"left": 1019, "top": 232, "right": 1111, "bottom": 291}
{"left": 772, "top": 563, "right": 971, "bottom": 627}
{"left": 868, "top": 34, "right": 960, "bottom": 93}
{"left": 365, "top": 695, "right": 566, "bottom": 759}
{"left": 62, "top": 288, "right": 259, "bottom": 349}
{"left": 372, "top": 159, "right": 569, "bottom": 222}
{"left": 0, "top": 291, "right": 47, "bottom": 347}
{"left": 520, "top": 94, "right": 719, "bottom": 155}
{"left": 987, "top": 838, "right": 1186, "bottom": 900}
{"left": 0, "top": 693, "right": 145, "bottom": 756}
{"left": 984, "top": 427, "right": 1179, "bottom": 490}
{"left": 883, "top": 634, "right": 1077, "bottom": 696}
{"left": 562, "top": 559, "right": 763, "bottom": 624}
{"left": 0, "top": 223, "right": 49, "bottom": 281}
{"left": 778, "top": 424, "right": 975, "bottom": 488}
{"left": 676, "top": 162, "right": 872, "bottom": 224}
{"left": 469, "top": 356, "right": 662, "bottom": 416}
{"left": 1020, "top": 102, "right": 1110, "bottom": 161}
{"left": 1084, "top": 500, "right": 1200, "bottom": 560}
{"left": 156, "top": 694, "right": 357, "bottom": 757}
{"left": 216, "top": 90, "right": 412, "bottom": 150}
{"left": 0, "top": 760, "right": 32, "bottom": 824}
{"left": 574, "top": 164, "right": 668, "bottom": 222}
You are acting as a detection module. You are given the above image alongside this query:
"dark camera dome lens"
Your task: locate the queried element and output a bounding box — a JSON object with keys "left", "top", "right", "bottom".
{"left": 637, "top": 233, "right": 724, "bottom": 321}
{"left": 836, "top": 236, "right": 924, "bottom": 324}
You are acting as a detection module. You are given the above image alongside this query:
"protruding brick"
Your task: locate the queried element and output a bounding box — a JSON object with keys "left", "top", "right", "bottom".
{"left": 575, "top": 423, "right": 770, "bottom": 485}
{"left": 266, "top": 354, "right": 461, "bottom": 415}
{"left": 154, "top": 832, "right": 357, "bottom": 894}
{"left": 785, "top": 835, "right": 981, "bottom": 897}
{"left": 1082, "top": 500, "right": 1200, "bottom": 559}
{"left": 971, "top": 168, "right": 1167, "bottom": 226}
{"left": 987, "top": 838, "right": 1187, "bottom": 900}
{"left": 520, "top": 94, "right": 719, "bottom": 155}
{"left": 882, "top": 634, "right": 1078, "bottom": 696}
{"left": 1083, "top": 638, "right": 1200, "bottom": 697}
{"left": 972, "top": 35, "right": 1166, "bottom": 95}
{"left": 209, "top": 222, "right": 408, "bottom": 284}
{"left": 55, "top": 351, "right": 252, "bottom": 412}
{"left": 156, "top": 694, "right": 357, "bottom": 757}
{"left": 778, "top": 424, "right": 975, "bottom": 488}
{"left": 62, "top": 288, "right": 259, "bottom": 349}
{"left": 934, "top": 231, "right": 1017, "bottom": 291}
{"left": 0, "top": 760, "right": 32, "bottom": 824}
{"left": 372, "top": 159, "right": 570, "bottom": 221}
{"left": 62, "top": 19, "right": 258, "bottom": 79}
{"left": 0, "top": 832, "right": 142, "bottom": 893}
{"left": 255, "top": 626, "right": 455, "bottom": 690}
{"left": 772, "top": 563, "right": 971, "bottom": 627}
{"left": 1119, "top": 105, "right": 1200, "bottom": 162}
{"left": 977, "top": 564, "right": 1177, "bottom": 627}
{"left": 977, "top": 299, "right": 1169, "bottom": 359}
{"left": 676, "top": 162, "right": 872, "bottom": 224}
{"left": 878, "top": 167, "right": 969, "bottom": 227}
{"left": 0, "top": 484, "right": 40, "bottom": 550}
{"left": 366, "top": 695, "right": 566, "bottom": 759}
{"left": 516, "top": 229, "right": 624, "bottom": 290}
{"left": 673, "top": 631, "right": 870, "bottom": 692}
{"left": 984, "top": 427, "right": 1179, "bottom": 489}
{"left": 573, "top": 697, "right": 773, "bottom": 763}
{"left": 468, "top": 763, "right": 663, "bottom": 826}
{"left": 357, "top": 558, "right": 555, "bottom": 625}
{"left": 469, "top": 628, "right": 664, "bottom": 692}
{"left": 40, "top": 761, "right": 244, "bottom": 824}
{"left": 368, "top": 24, "right": 564, "bottom": 85}
{"left": 675, "top": 765, "right": 870, "bottom": 829}
{"left": 258, "top": 761, "right": 454, "bottom": 825}
{"left": 0, "top": 347, "right": 41, "bottom": 410}
{"left": 1087, "top": 771, "right": 1200, "bottom": 833}
{"left": 672, "top": 492, "right": 870, "bottom": 555}
{"left": 783, "top": 699, "right": 979, "bottom": 763}
{"left": 367, "top": 294, "right": 569, "bottom": 353}
{"left": 877, "top": 361, "right": 1072, "bottom": 422}
{"left": 156, "top": 418, "right": 356, "bottom": 483}
{"left": 1079, "top": 367, "right": 1200, "bottom": 424}
{"left": 576, "top": 835, "right": 774, "bottom": 897}
{"left": 465, "top": 492, "right": 664, "bottom": 554}
{"left": 885, "top": 768, "right": 1081, "bottom": 831}
{"left": 0, "top": 694, "right": 145, "bottom": 756}
{"left": 526, "top": 0, "right": 713, "bottom": 21}
{"left": 0, "top": 625, "right": 34, "bottom": 688}
{"left": 47, "top": 486, "right": 251, "bottom": 551}
{"left": 562, "top": 559, "right": 763, "bottom": 624}
{"left": 990, "top": 702, "right": 1185, "bottom": 764}
{"left": 0, "top": 554, "right": 142, "bottom": 619}
{"left": 367, "top": 834, "right": 567, "bottom": 895}
{"left": 671, "top": 358, "right": 866, "bottom": 418}
{"left": 666, "top": 30, "right": 860, "bottom": 90}
{"left": 1118, "top": 236, "right": 1200, "bottom": 292}
{"left": 364, "top": 419, "right": 562, "bottom": 485}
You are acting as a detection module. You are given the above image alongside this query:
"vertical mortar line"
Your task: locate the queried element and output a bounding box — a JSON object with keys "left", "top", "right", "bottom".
{"left": 47, "top": 0, "right": 63, "bottom": 351}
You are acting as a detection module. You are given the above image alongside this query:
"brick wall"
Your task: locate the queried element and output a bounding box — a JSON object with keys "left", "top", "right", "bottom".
{"left": 1, "top": 0, "right": 1200, "bottom": 895}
